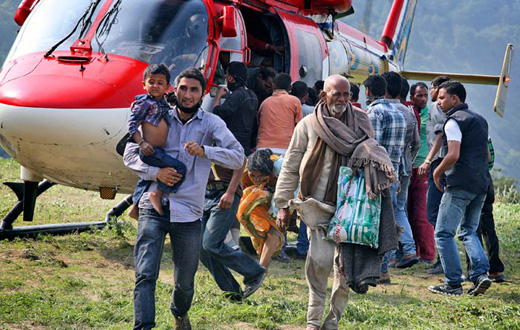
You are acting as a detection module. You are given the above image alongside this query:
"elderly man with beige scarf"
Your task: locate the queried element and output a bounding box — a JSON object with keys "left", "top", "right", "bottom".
{"left": 274, "top": 75, "right": 398, "bottom": 330}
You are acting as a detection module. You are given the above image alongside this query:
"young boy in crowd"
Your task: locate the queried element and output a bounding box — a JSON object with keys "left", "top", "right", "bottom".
{"left": 127, "top": 63, "right": 187, "bottom": 218}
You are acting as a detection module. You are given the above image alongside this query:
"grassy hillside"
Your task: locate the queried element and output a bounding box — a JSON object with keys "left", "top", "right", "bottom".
{"left": 0, "top": 158, "right": 519, "bottom": 329}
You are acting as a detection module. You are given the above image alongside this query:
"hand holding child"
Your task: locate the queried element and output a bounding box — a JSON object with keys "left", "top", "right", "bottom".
{"left": 139, "top": 141, "right": 155, "bottom": 156}
{"left": 157, "top": 167, "right": 182, "bottom": 187}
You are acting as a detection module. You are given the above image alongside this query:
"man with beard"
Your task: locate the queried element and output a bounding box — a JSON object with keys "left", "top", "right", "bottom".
{"left": 274, "top": 75, "right": 397, "bottom": 330}
{"left": 124, "top": 68, "right": 245, "bottom": 330}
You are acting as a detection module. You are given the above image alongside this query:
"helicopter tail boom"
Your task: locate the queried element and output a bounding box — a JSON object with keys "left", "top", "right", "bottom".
{"left": 380, "top": 0, "right": 418, "bottom": 70}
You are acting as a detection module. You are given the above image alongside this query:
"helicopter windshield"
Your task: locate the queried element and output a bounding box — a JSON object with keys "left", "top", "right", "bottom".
{"left": 100, "top": 0, "right": 209, "bottom": 80}
{"left": 5, "top": 0, "right": 104, "bottom": 62}
{"left": 6, "top": 0, "right": 209, "bottom": 83}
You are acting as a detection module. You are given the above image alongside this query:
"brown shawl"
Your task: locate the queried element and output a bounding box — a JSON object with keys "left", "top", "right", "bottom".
{"left": 299, "top": 101, "right": 396, "bottom": 204}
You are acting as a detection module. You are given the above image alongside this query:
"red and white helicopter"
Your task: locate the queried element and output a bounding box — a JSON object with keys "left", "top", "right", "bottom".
{"left": 0, "top": 0, "right": 513, "bottom": 237}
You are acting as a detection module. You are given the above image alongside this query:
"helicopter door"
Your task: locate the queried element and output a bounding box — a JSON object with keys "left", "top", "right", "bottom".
{"left": 275, "top": 10, "right": 327, "bottom": 85}
{"left": 213, "top": 8, "right": 247, "bottom": 86}
{"left": 201, "top": 7, "right": 247, "bottom": 112}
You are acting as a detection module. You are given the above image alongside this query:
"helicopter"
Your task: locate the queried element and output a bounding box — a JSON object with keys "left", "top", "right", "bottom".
{"left": 0, "top": 0, "right": 513, "bottom": 238}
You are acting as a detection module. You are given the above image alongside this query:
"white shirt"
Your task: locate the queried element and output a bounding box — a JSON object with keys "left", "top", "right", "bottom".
{"left": 445, "top": 118, "right": 462, "bottom": 142}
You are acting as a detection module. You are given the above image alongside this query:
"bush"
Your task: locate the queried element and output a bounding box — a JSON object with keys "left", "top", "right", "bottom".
{"left": 492, "top": 169, "right": 519, "bottom": 204}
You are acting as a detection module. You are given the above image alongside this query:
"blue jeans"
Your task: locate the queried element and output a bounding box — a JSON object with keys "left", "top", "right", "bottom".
{"left": 393, "top": 175, "right": 416, "bottom": 256}
{"left": 297, "top": 220, "right": 309, "bottom": 256}
{"left": 200, "top": 188, "right": 265, "bottom": 295}
{"left": 133, "top": 207, "right": 202, "bottom": 330}
{"left": 435, "top": 187, "right": 489, "bottom": 286}
{"left": 133, "top": 147, "right": 187, "bottom": 204}
{"left": 381, "top": 180, "right": 416, "bottom": 272}
{"left": 427, "top": 158, "right": 446, "bottom": 227}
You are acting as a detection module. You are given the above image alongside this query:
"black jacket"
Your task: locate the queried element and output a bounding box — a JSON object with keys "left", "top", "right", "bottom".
{"left": 213, "top": 87, "right": 258, "bottom": 156}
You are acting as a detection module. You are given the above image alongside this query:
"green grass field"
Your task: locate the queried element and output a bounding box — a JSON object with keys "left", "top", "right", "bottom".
{"left": 0, "top": 159, "right": 519, "bottom": 329}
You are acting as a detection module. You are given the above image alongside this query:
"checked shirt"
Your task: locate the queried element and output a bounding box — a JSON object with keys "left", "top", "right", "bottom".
{"left": 366, "top": 98, "right": 406, "bottom": 172}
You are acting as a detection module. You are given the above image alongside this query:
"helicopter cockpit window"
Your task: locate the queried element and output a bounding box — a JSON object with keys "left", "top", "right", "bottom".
{"left": 5, "top": 0, "right": 210, "bottom": 84}
{"left": 5, "top": 0, "right": 103, "bottom": 63}
{"left": 100, "top": 0, "right": 209, "bottom": 82}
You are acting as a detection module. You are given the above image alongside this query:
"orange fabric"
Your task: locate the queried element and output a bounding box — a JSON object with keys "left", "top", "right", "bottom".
{"left": 236, "top": 183, "right": 283, "bottom": 255}
{"left": 256, "top": 90, "right": 303, "bottom": 149}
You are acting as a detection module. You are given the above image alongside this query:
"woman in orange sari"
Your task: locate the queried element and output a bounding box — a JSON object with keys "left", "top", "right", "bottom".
{"left": 237, "top": 149, "right": 283, "bottom": 271}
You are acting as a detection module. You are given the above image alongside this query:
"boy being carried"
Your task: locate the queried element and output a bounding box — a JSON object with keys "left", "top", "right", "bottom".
{"left": 127, "top": 63, "right": 187, "bottom": 218}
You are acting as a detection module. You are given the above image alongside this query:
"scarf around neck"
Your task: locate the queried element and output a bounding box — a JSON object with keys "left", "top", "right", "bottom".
{"left": 299, "top": 101, "right": 396, "bottom": 204}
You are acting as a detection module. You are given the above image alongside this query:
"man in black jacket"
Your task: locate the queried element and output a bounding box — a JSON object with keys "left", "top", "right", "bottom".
{"left": 213, "top": 61, "right": 258, "bottom": 156}
{"left": 427, "top": 81, "right": 492, "bottom": 297}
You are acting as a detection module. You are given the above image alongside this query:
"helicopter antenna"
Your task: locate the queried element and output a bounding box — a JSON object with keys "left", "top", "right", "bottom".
{"left": 95, "top": 0, "right": 123, "bottom": 61}
{"left": 44, "top": 0, "right": 102, "bottom": 58}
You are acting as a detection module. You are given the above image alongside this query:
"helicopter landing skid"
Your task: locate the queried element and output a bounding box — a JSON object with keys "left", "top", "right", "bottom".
{"left": 0, "top": 180, "right": 132, "bottom": 240}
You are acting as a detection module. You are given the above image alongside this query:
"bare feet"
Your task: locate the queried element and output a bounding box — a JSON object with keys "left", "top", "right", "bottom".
{"left": 128, "top": 204, "right": 139, "bottom": 220}
{"left": 148, "top": 191, "right": 164, "bottom": 215}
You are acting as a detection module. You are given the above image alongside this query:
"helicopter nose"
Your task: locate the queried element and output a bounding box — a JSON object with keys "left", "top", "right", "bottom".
{"left": 0, "top": 53, "right": 148, "bottom": 109}
{"left": 0, "top": 75, "right": 130, "bottom": 109}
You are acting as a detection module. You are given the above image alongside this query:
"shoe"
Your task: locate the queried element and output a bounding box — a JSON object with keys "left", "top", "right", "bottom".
{"left": 428, "top": 283, "right": 463, "bottom": 296}
{"left": 224, "top": 291, "right": 243, "bottom": 302}
{"left": 396, "top": 254, "right": 420, "bottom": 269}
{"left": 243, "top": 270, "right": 266, "bottom": 299}
{"left": 174, "top": 314, "right": 191, "bottom": 330}
{"left": 306, "top": 326, "right": 320, "bottom": 330}
{"left": 467, "top": 275, "right": 492, "bottom": 296}
{"left": 427, "top": 260, "right": 444, "bottom": 274}
{"left": 377, "top": 272, "right": 391, "bottom": 285}
{"left": 353, "top": 283, "right": 369, "bottom": 294}
{"left": 489, "top": 272, "right": 506, "bottom": 283}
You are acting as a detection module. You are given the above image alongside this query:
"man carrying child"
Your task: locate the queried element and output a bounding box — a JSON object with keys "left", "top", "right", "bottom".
{"left": 127, "top": 63, "right": 187, "bottom": 218}
{"left": 124, "top": 67, "right": 245, "bottom": 330}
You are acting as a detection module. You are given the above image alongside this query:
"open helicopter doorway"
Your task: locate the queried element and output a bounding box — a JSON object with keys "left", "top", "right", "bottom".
{"left": 239, "top": 7, "right": 289, "bottom": 74}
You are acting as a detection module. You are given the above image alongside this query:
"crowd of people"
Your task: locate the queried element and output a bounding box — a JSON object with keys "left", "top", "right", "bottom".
{"left": 123, "top": 62, "right": 505, "bottom": 330}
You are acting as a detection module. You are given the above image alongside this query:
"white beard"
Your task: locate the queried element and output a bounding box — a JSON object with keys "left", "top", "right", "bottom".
{"left": 331, "top": 104, "right": 346, "bottom": 114}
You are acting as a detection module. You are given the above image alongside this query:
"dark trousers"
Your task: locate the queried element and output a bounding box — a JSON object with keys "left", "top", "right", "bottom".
{"left": 465, "top": 181, "right": 505, "bottom": 274}
{"left": 427, "top": 158, "right": 446, "bottom": 228}
{"left": 133, "top": 147, "right": 187, "bottom": 204}
{"left": 200, "top": 188, "right": 265, "bottom": 295}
